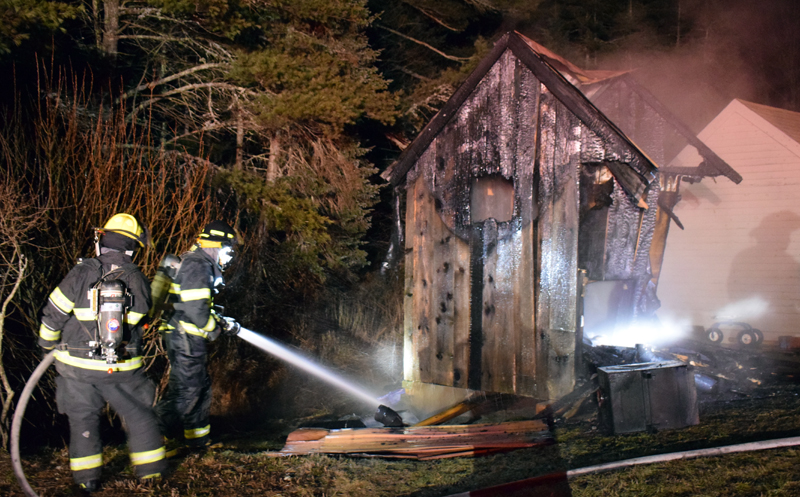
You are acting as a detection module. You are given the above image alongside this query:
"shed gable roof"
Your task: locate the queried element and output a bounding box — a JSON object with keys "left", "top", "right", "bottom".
{"left": 515, "top": 39, "right": 740, "bottom": 184}
{"left": 597, "top": 76, "right": 742, "bottom": 184}
{"left": 382, "top": 31, "right": 659, "bottom": 206}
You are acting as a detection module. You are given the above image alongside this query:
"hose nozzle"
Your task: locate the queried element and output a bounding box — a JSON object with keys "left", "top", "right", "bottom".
{"left": 374, "top": 404, "right": 404, "bottom": 427}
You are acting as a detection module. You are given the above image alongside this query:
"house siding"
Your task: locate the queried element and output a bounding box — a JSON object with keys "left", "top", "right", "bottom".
{"left": 658, "top": 100, "right": 800, "bottom": 341}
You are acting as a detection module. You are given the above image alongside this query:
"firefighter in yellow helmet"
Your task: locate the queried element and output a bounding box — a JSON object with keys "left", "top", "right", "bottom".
{"left": 155, "top": 220, "right": 240, "bottom": 453}
{"left": 38, "top": 213, "right": 167, "bottom": 493}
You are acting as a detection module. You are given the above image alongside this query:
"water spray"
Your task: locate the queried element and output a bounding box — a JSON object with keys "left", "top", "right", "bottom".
{"left": 236, "top": 327, "right": 382, "bottom": 408}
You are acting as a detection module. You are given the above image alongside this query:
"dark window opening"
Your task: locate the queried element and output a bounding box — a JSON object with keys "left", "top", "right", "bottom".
{"left": 470, "top": 175, "right": 515, "bottom": 224}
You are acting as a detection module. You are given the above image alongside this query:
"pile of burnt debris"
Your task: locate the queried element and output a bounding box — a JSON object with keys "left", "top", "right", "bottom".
{"left": 502, "top": 337, "right": 800, "bottom": 436}
{"left": 585, "top": 338, "right": 800, "bottom": 400}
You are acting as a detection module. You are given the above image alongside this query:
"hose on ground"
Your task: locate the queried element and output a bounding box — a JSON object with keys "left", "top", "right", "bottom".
{"left": 447, "top": 435, "right": 800, "bottom": 496}
{"left": 11, "top": 350, "right": 55, "bottom": 497}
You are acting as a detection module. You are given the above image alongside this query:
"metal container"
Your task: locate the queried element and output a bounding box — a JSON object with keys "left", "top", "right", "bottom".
{"left": 598, "top": 360, "right": 699, "bottom": 434}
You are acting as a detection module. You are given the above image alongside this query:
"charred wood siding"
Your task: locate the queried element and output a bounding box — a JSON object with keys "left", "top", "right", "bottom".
{"left": 535, "top": 86, "right": 580, "bottom": 399}
{"left": 400, "top": 33, "right": 659, "bottom": 402}
{"left": 404, "top": 51, "right": 542, "bottom": 396}
{"left": 404, "top": 51, "right": 578, "bottom": 399}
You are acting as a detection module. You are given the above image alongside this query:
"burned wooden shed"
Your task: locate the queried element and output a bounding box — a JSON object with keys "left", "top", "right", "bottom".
{"left": 382, "top": 32, "right": 661, "bottom": 404}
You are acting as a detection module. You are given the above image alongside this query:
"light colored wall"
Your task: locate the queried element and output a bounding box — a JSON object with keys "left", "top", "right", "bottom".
{"left": 658, "top": 100, "right": 800, "bottom": 341}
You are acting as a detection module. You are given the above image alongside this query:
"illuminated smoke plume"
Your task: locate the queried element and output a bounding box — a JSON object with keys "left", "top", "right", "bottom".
{"left": 590, "top": 313, "right": 692, "bottom": 349}
{"left": 714, "top": 297, "right": 769, "bottom": 321}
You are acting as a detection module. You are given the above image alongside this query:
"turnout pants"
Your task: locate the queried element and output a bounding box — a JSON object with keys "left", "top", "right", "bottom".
{"left": 155, "top": 329, "right": 212, "bottom": 447}
{"left": 55, "top": 374, "right": 167, "bottom": 484}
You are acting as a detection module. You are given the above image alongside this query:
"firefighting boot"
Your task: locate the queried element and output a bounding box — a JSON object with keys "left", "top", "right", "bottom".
{"left": 164, "top": 438, "right": 183, "bottom": 459}
{"left": 78, "top": 479, "right": 100, "bottom": 494}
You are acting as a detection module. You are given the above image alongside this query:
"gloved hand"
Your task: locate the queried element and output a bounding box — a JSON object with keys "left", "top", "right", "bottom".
{"left": 221, "top": 316, "right": 241, "bottom": 337}
{"left": 207, "top": 327, "right": 221, "bottom": 342}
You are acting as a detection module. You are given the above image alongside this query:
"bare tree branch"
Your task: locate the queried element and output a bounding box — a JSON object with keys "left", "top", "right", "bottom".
{"left": 375, "top": 24, "right": 471, "bottom": 61}
{"left": 404, "top": 3, "right": 461, "bottom": 32}
{"left": 120, "top": 63, "right": 227, "bottom": 100}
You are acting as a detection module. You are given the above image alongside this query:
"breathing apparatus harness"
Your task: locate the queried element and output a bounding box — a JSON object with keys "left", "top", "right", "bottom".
{"left": 150, "top": 250, "right": 240, "bottom": 341}
{"left": 86, "top": 264, "right": 133, "bottom": 364}
{"left": 149, "top": 253, "right": 182, "bottom": 325}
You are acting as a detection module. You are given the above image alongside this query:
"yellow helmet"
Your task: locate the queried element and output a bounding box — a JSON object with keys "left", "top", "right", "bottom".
{"left": 102, "top": 213, "right": 148, "bottom": 248}
{"left": 197, "top": 220, "right": 237, "bottom": 248}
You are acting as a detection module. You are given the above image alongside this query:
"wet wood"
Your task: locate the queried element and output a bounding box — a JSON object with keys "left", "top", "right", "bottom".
{"left": 274, "top": 419, "right": 552, "bottom": 460}
{"left": 412, "top": 398, "right": 483, "bottom": 426}
{"left": 536, "top": 88, "right": 580, "bottom": 400}
{"left": 649, "top": 185, "right": 680, "bottom": 287}
{"left": 452, "top": 237, "right": 471, "bottom": 389}
{"left": 406, "top": 179, "right": 473, "bottom": 387}
{"left": 431, "top": 187, "right": 455, "bottom": 384}
{"left": 411, "top": 180, "right": 435, "bottom": 384}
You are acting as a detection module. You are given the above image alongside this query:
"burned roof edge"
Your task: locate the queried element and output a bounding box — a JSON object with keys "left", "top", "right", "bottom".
{"left": 382, "top": 32, "right": 659, "bottom": 206}
{"left": 620, "top": 76, "right": 742, "bottom": 184}
{"left": 381, "top": 32, "right": 514, "bottom": 186}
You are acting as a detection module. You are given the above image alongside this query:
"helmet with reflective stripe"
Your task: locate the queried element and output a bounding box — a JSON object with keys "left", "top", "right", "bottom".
{"left": 101, "top": 213, "right": 148, "bottom": 248}
{"left": 197, "top": 220, "right": 237, "bottom": 248}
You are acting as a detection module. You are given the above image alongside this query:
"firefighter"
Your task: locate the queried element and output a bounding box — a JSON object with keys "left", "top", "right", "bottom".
{"left": 155, "top": 220, "right": 240, "bottom": 452}
{"left": 38, "top": 213, "right": 167, "bottom": 493}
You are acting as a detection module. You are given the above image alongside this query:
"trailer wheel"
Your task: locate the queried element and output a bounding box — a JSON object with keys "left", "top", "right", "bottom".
{"left": 752, "top": 329, "right": 764, "bottom": 345}
{"left": 737, "top": 329, "right": 759, "bottom": 347}
{"left": 707, "top": 327, "right": 724, "bottom": 344}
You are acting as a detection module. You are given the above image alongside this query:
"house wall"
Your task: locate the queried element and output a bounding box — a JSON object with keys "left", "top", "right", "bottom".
{"left": 658, "top": 100, "right": 800, "bottom": 341}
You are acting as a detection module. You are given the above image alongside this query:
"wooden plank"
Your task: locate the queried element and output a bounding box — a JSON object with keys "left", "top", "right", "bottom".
{"left": 452, "top": 237, "right": 471, "bottom": 389}
{"left": 404, "top": 181, "right": 418, "bottom": 382}
{"left": 412, "top": 399, "right": 482, "bottom": 426}
{"left": 514, "top": 61, "right": 541, "bottom": 396}
{"left": 482, "top": 223, "right": 527, "bottom": 394}
{"left": 535, "top": 83, "right": 556, "bottom": 401}
{"left": 649, "top": 201, "right": 675, "bottom": 288}
{"left": 535, "top": 88, "right": 579, "bottom": 401}
{"left": 516, "top": 223, "right": 538, "bottom": 395}
{"left": 468, "top": 225, "right": 485, "bottom": 391}
{"left": 414, "top": 179, "right": 437, "bottom": 384}
{"left": 275, "top": 419, "right": 553, "bottom": 459}
{"left": 430, "top": 177, "right": 456, "bottom": 385}
{"left": 480, "top": 225, "right": 496, "bottom": 395}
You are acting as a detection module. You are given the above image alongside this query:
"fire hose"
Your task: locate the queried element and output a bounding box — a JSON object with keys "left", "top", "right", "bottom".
{"left": 446, "top": 435, "right": 800, "bottom": 496}
{"left": 11, "top": 350, "right": 55, "bottom": 497}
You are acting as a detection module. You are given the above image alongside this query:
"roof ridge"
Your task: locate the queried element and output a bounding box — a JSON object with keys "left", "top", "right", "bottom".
{"left": 736, "top": 99, "right": 800, "bottom": 146}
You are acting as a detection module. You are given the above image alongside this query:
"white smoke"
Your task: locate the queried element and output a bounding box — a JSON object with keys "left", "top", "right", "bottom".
{"left": 590, "top": 313, "right": 692, "bottom": 348}
{"left": 714, "top": 297, "right": 769, "bottom": 321}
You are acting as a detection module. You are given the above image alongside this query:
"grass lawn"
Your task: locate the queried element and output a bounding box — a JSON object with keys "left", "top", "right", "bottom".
{"left": 4, "top": 377, "right": 800, "bottom": 496}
